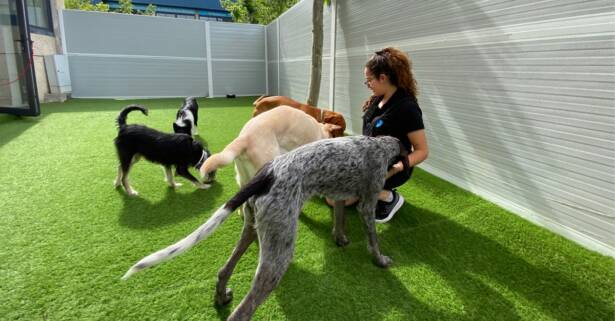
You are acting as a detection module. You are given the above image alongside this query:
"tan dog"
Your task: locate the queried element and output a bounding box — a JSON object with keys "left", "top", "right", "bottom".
{"left": 200, "top": 105, "right": 341, "bottom": 187}
{"left": 252, "top": 95, "right": 346, "bottom": 138}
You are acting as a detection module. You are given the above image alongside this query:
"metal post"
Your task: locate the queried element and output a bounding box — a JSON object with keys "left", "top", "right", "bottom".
{"left": 328, "top": 0, "right": 337, "bottom": 111}
{"left": 205, "top": 21, "right": 214, "bottom": 97}
{"left": 276, "top": 19, "right": 280, "bottom": 96}
{"left": 264, "top": 25, "right": 269, "bottom": 96}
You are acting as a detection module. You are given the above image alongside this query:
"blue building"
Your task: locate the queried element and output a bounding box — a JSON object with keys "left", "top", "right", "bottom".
{"left": 94, "top": 0, "right": 232, "bottom": 21}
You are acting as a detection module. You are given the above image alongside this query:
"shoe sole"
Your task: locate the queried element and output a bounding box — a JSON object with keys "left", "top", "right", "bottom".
{"left": 375, "top": 194, "right": 405, "bottom": 224}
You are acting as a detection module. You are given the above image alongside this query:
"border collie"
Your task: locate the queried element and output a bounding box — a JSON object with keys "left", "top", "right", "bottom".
{"left": 114, "top": 105, "right": 210, "bottom": 196}
{"left": 173, "top": 97, "right": 199, "bottom": 136}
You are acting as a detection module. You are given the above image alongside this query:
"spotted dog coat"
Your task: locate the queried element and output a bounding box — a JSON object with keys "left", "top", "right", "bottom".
{"left": 122, "top": 135, "right": 405, "bottom": 321}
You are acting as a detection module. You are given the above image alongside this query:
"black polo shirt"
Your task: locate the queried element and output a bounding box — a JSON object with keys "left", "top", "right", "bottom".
{"left": 362, "top": 89, "right": 424, "bottom": 152}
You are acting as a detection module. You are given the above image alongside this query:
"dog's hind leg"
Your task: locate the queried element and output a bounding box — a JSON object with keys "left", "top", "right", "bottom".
{"left": 119, "top": 154, "right": 139, "bottom": 196}
{"left": 227, "top": 207, "right": 298, "bottom": 321}
{"left": 215, "top": 204, "right": 257, "bottom": 306}
{"left": 357, "top": 197, "right": 392, "bottom": 268}
{"left": 114, "top": 165, "right": 123, "bottom": 188}
{"left": 333, "top": 200, "right": 350, "bottom": 247}
{"left": 164, "top": 166, "right": 182, "bottom": 188}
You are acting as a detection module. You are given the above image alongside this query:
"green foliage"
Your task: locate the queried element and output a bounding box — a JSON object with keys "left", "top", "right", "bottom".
{"left": 221, "top": 0, "right": 300, "bottom": 24}
{"left": 65, "top": 0, "right": 110, "bottom": 12}
{"left": 65, "top": 0, "right": 158, "bottom": 16}
{"left": 117, "top": 0, "right": 133, "bottom": 14}
{"left": 144, "top": 4, "right": 157, "bottom": 16}
{"left": 221, "top": 0, "right": 250, "bottom": 23}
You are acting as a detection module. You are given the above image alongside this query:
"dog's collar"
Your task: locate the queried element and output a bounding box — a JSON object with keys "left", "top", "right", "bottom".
{"left": 195, "top": 150, "right": 207, "bottom": 170}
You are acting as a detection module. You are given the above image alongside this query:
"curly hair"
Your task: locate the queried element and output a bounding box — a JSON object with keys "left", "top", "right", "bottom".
{"left": 363, "top": 47, "right": 418, "bottom": 111}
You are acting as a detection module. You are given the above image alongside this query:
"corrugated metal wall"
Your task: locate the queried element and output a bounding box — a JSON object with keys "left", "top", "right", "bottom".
{"left": 267, "top": 0, "right": 615, "bottom": 257}
{"left": 61, "top": 10, "right": 265, "bottom": 98}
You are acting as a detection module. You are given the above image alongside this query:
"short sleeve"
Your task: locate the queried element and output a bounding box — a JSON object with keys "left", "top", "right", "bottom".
{"left": 399, "top": 101, "right": 424, "bottom": 134}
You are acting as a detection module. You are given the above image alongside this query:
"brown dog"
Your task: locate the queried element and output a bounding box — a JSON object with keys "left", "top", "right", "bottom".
{"left": 252, "top": 95, "right": 346, "bottom": 137}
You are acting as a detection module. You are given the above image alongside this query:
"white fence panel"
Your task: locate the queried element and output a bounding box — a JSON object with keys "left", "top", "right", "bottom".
{"left": 267, "top": 0, "right": 615, "bottom": 257}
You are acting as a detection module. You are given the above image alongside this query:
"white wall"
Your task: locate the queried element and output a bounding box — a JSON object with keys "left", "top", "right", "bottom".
{"left": 61, "top": 10, "right": 265, "bottom": 98}
{"left": 267, "top": 0, "right": 615, "bottom": 257}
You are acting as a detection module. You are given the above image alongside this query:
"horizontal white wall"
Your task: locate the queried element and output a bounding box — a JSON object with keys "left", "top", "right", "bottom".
{"left": 61, "top": 10, "right": 265, "bottom": 98}
{"left": 268, "top": 0, "right": 615, "bottom": 257}
{"left": 208, "top": 21, "right": 266, "bottom": 97}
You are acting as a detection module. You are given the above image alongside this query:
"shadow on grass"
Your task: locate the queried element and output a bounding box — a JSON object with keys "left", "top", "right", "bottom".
{"left": 215, "top": 302, "right": 233, "bottom": 321}
{"left": 117, "top": 181, "right": 224, "bottom": 229}
{"left": 272, "top": 202, "right": 614, "bottom": 321}
{"left": 0, "top": 114, "right": 43, "bottom": 149}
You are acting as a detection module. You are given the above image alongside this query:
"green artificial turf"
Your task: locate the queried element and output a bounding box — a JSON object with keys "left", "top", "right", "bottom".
{"left": 1, "top": 97, "right": 613, "bottom": 321}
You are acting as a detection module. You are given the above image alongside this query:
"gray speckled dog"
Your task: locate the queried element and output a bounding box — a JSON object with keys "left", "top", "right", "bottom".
{"left": 122, "top": 135, "right": 406, "bottom": 321}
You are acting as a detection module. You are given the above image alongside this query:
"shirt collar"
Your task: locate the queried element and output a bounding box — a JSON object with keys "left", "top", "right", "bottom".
{"left": 378, "top": 88, "right": 406, "bottom": 110}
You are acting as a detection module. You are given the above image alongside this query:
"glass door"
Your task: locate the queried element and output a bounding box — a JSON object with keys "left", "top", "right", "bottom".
{"left": 0, "top": 0, "right": 39, "bottom": 116}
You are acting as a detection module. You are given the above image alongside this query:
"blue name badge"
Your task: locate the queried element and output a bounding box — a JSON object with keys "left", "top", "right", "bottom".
{"left": 375, "top": 118, "right": 384, "bottom": 128}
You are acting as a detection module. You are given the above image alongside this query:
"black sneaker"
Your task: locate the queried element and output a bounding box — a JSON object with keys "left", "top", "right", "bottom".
{"left": 375, "top": 190, "right": 404, "bottom": 223}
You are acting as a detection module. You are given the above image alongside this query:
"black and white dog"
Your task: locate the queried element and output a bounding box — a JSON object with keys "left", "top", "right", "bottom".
{"left": 114, "top": 105, "right": 210, "bottom": 196}
{"left": 173, "top": 97, "right": 199, "bottom": 136}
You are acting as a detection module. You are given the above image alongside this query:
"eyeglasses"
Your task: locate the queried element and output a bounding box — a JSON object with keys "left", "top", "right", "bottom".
{"left": 364, "top": 77, "right": 375, "bottom": 86}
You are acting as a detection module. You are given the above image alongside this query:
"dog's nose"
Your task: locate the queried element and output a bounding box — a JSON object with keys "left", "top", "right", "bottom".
{"left": 203, "top": 170, "right": 216, "bottom": 184}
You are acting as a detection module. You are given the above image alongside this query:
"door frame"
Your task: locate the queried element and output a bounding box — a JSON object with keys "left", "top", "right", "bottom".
{"left": 0, "top": 0, "right": 40, "bottom": 116}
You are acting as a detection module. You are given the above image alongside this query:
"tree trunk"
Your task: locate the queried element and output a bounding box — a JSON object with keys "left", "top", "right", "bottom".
{"left": 306, "top": 0, "right": 324, "bottom": 107}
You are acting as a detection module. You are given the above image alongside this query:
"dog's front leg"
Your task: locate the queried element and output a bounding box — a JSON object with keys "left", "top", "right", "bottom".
{"left": 176, "top": 166, "right": 210, "bottom": 189}
{"left": 357, "top": 200, "right": 392, "bottom": 268}
{"left": 163, "top": 166, "right": 182, "bottom": 188}
{"left": 332, "top": 200, "right": 349, "bottom": 247}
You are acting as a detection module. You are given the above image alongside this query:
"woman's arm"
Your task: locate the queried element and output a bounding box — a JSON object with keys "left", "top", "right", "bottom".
{"left": 386, "top": 129, "right": 429, "bottom": 178}
{"left": 407, "top": 129, "right": 429, "bottom": 166}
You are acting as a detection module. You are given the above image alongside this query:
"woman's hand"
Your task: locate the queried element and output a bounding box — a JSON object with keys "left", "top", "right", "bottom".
{"left": 386, "top": 161, "right": 404, "bottom": 179}
{"left": 392, "top": 161, "right": 404, "bottom": 173}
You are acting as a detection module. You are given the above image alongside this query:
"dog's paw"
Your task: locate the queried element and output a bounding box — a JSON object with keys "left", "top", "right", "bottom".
{"left": 334, "top": 234, "right": 350, "bottom": 247}
{"left": 168, "top": 182, "right": 183, "bottom": 188}
{"left": 126, "top": 189, "right": 139, "bottom": 197}
{"left": 373, "top": 255, "right": 393, "bottom": 268}
{"left": 195, "top": 183, "right": 211, "bottom": 189}
{"left": 214, "top": 288, "right": 233, "bottom": 306}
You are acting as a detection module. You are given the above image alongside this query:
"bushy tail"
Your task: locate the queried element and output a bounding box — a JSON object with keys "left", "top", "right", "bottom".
{"left": 199, "top": 137, "right": 248, "bottom": 177}
{"left": 122, "top": 163, "right": 275, "bottom": 280}
{"left": 117, "top": 105, "right": 148, "bottom": 128}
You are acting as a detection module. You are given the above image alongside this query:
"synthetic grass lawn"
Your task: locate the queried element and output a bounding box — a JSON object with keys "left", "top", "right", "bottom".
{"left": 0, "top": 97, "right": 613, "bottom": 321}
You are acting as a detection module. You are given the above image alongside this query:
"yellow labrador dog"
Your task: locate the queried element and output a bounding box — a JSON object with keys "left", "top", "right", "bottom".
{"left": 200, "top": 105, "right": 341, "bottom": 187}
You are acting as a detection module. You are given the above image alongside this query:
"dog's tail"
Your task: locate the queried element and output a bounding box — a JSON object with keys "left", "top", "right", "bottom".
{"left": 199, "top": 137, "right": 248, "bottom": 177}
{"left": 253, "top": 94, "right": 268, "bottom": 106}
{"left": 121, "top": 163, "right": 274, "bottom": 280}
{"left": 117, "top": 105, "right": 148, "bottom": 128}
